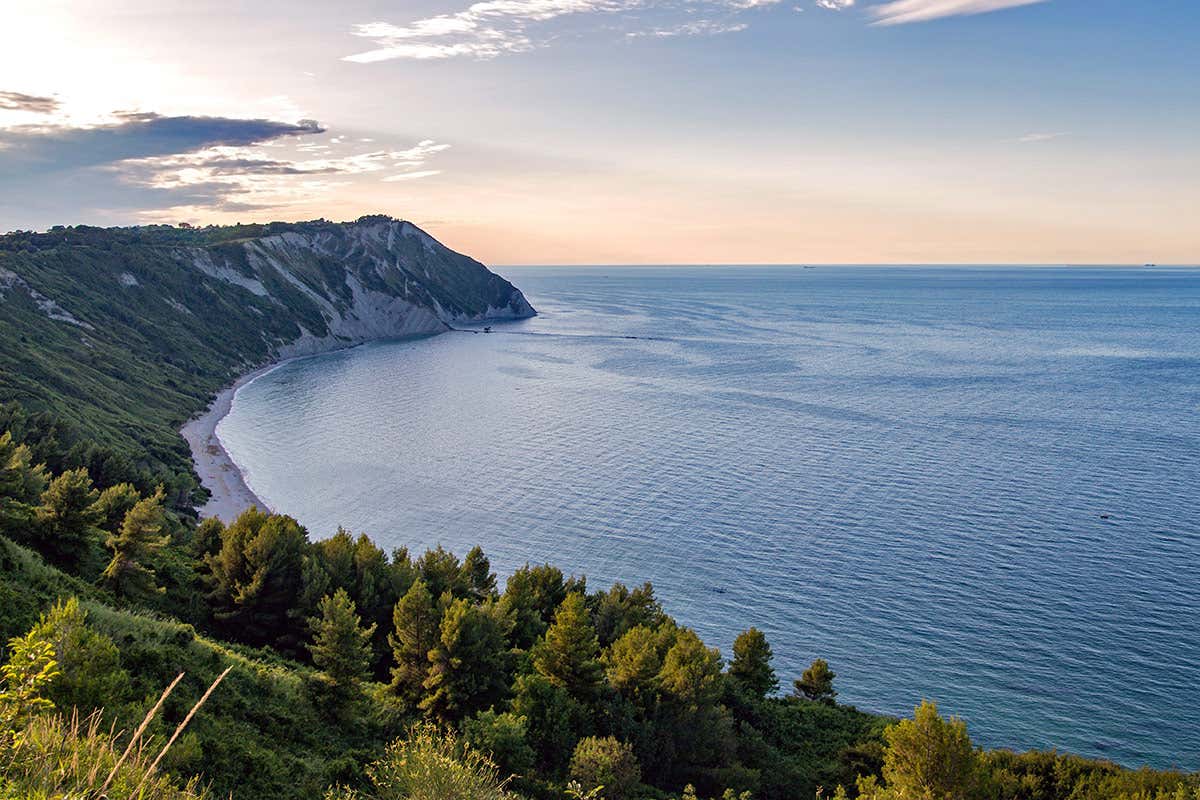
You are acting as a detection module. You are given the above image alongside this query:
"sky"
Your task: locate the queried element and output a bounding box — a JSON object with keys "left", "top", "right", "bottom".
{"left": 0, "top": 0, "right": 1197, "bottom": 264}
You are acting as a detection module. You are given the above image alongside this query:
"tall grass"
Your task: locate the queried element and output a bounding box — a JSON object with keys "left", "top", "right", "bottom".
{"left": 1, "top": 668, "right": 229, "bottom": 800}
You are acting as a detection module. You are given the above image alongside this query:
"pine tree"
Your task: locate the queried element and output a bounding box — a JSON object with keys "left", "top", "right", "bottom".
{"left": 0, "top": 431, "right": 47, "bottom": 540}
{"left": 205, "top": 508, "right": 309, "bottom": 653}
{"left": 500, "top": 563, "right": 567, "bottom": 650}
{"left": 531, "top": 593, "right": 604, "bottom": 700}
{"left": 728, "top": 627, "right": 777, "bottom": 698}
{"left": 658, "top": 628, "right": 723, "bottom": 706}
{"left": 308, "top": 588, "right": 377, "bottom": 691}
{"left": 460, "top": 545, "right": 497, "bottom": 600}
{"left": 421, "top": 597, "right": 509, "bottom": 723}
{"left": 882, "top": 700, "right": 978, "bottom": 800}
{"left": 389, "top": 578, "right": 438, "bottom": 707}
{"left": 793, "top": 658, "right": 837, "bottom": 704}
{"left": 92, "top": 482, "right": 140, "bottom": 534}
{"left": 101, "top": 488, "right": 170, "bottom": 601}
{"left": 35, "top": 467, "right": 103, "bottom": 570}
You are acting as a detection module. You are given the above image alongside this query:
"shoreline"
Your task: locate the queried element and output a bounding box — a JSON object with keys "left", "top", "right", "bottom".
{"left": 180, "top": 315, "right": 533, "bottom": 523}
{"left": 180, "top": 362, "right": 283, "bottom": 523}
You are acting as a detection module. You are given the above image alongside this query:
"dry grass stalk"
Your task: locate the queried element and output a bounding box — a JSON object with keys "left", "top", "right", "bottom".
{"left": 135, "top": 666, "right": 233, "bottom": 795}
{"left": 98, "top": 671, "right": 185, "bottom": 796}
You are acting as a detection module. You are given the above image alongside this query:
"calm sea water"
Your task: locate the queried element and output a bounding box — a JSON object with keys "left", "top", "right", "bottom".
{"left": 219, "top": 267, "right": 1200, "bottom": 770}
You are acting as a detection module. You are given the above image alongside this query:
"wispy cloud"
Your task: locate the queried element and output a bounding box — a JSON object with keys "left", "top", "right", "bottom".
{"left": 344, "top": 0, "right": 777, "bottom": 62}
{"left": 627, "top": 19, "right": 749, "bottom": 37}
{"left": 1016, "top": 131, "right": 1068, "bottom": 143}
{"left": 0, "top": 105, "right": 449, "bottom": 221}
{"left": 0, "top": 114, "right": 323, "bottom": 178}
{"left": 869, "top": 0, "right": 1048, "bottom": 26}
{"left": 813, "top": 0, "right": 855, "bottom": 10}
{"left": 0, "top": 91, "right": 59, "bottom": 115}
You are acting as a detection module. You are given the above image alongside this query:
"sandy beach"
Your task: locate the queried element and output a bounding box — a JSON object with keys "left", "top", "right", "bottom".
{"left": 180, "top": 364, "right": 277, "bottom": 523}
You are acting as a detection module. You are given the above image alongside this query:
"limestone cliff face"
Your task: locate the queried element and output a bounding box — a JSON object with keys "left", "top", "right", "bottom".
{"left": 0, "top": 216, "right": 535, "bottom": 471}
{"left": 177, "top": 215, "right": 535, "bottom": 358}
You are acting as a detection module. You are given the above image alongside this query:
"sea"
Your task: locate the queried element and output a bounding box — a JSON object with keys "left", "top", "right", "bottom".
{"left": 217, "top": 266, "right": 1200, "bottom": 770}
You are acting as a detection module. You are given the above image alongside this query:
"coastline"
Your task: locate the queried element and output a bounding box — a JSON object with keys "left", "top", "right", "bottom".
{"left": 180, "top": 363, "right": 281, "bottom": 523}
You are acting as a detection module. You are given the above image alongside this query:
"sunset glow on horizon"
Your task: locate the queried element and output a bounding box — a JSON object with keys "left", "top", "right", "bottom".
{"left": 1, "top": 0, "right": 1197, "bottom": 265}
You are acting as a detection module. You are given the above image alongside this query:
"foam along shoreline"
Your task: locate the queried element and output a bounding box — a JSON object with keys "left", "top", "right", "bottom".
{"left": 181, "top": 364, "right": 280, "bottom": 523}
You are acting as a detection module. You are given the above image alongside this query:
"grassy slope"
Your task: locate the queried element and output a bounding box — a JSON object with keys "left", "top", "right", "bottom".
{"left": 0, "top": 535, "right": 393, "bottom": 798}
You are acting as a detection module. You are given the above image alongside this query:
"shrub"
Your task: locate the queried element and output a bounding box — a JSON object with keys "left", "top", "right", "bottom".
{"left": 569, "top": 736, "right": 642, "bottom": 800}
{"left": 326, "top": 723, "right": 514, "bottom": 800}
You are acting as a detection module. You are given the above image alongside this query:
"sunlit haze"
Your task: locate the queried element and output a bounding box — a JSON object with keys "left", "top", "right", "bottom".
{"left": 2, "top": 0, "right": 1196, "bottom": 264}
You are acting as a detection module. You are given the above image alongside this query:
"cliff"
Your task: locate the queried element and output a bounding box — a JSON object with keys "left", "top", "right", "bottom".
{"left": 0, "top": 216, "right": 534, "bottom": 479}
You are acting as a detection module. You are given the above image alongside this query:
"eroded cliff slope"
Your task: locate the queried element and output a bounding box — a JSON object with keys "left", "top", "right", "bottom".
{"left": 0, "top": 215, "right": 534, "bottom": 477}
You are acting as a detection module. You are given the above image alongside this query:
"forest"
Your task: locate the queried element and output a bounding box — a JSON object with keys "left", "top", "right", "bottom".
{"left": 1, "top": 398, "right": 1198, "bottom": 800}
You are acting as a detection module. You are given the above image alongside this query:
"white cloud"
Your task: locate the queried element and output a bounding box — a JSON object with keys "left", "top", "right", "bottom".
{"left": 345, "top": 0, "right": 775, "bottom": 62}
{"left": 627, "top": 20, "right": 749, "bottom": 37}
{"left": 344, "top": 0, "right": 635, "bottom": 62}
{"left": 1017, "top": 131, "right": 1068, "bottom": 143}
{"left": 814, "top": 0, "right": 854, "bottom": 9}
{"left": 869, "top": 0, "right": 1048, "bottom": 26}
{"left": 124, "top": 137, "right": 451, "bottom": 211}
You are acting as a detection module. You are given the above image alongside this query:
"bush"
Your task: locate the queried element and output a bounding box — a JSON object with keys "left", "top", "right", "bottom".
{"left": 326, "top": 723, "right": 514, "bottom": 800}
{"left": 569, "top": 736, "right": 642, "bottom": 800}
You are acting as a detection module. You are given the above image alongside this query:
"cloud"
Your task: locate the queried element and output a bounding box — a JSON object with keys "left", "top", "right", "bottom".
{"left": 0, "top": 114, "right": 322, "bottom": 178}
{"left": 627, "top": 20, "right": 749, "bottom": 37}
{"left": 0, "top": 91, "right": 59, "bottom": 114}
{"left": 813, "top": 0, "right": 854, "bottom": 9}
{"left": 344, "top": 0, "right": 632, "bottom": 62}
{"left": 1016, "top": 131, "right": 1068, "bottom": 143}
{"left": 869, "top": 0, "right": 1048, "bottom": 25}
{"left": 0, "top": 107, "right": 448, "bottom": 225}
{"left": 345, "top": 0, "right": 775, "bottom": 62}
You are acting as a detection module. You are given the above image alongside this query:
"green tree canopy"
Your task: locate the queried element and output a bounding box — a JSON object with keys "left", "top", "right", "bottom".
{"left": 26, "top": 597, "right": 129, "bottom": 712}
{"left": 34, "top": 467, "right": 105, "bottom": 571}
{"left": 420, "top": 597, "right": 510, "bottom": 723}
{"left": 531, "top": 592, "right": 604, "bottom": 701}
{"left": 205, "top": 508, "right": 309, "bottom": 652}
{"left": 0, "top": 431, "right": 47, "bottom": 540}
{"left": 462, "top": 709, "right": 537, "bottom": 778}
{"left": 882, "top": 700, "right": 978, "bottom": 800}
{"left": 92, "top": 482, "right": 141, "bottom": 534}
{"left": 659, "top": 628, "right": 723, "bottom": 707}
{"left": 794, "top": 658, "right": 837, "bottom": 704}
{"left": 500, "top": 563, "right": 568, "bottom": 650}
{"left": 591, "top": 581, "right": 664, "bottom": 647}
{"left": 308, "top": 588, "right": 377, "bottom": 692}
{"left": 388, "top": 578, "right": 438, "bottom": 708}
{"left": 728, "top": 627, "right": 777, "bottom": 698}
{"left": 101, "top": 487, "right": 170, "bottom": 600}
{"left": 461, "top": 545, "right": 497, "bottom": 601}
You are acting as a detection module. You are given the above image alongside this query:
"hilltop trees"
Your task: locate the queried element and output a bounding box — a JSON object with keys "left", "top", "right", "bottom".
{"left": 388, "top": 579, "right": 439, "bottom": 707}
{"left": 872, "top": 700, "right": 979, "bottom": 800}
{"left": 0, "top": 431, "right": 47, "bottom": 540}
{"left": 569, "top": 736, "right": 642, "bottom": 800}
{"left": 309, "top": 588, "right": 377, "bottom": 696}
{"left": 35, "top": 468, "right": 103, "bottom": 570}
{"left": 794, "top": 658, "right": 837, "bottom": 704}
{"left": 532, "top": 593, "right": 604, "bottom": 701}
{"left": 728, "top": 627, "right": 777, "bottom": 699}
{"left": 501, "top": 563, "right": 570, "bottom": 650}
{"left": 421, "top": 597, "right": 511, "bottom": 723}
{"left": 204, "top": 508, "right": 308, "bottom": 652}
{"left": 101, "top": 488, "right": 170, "bottom": 600}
